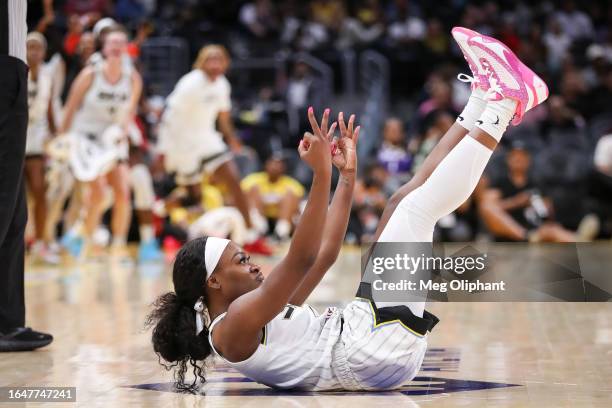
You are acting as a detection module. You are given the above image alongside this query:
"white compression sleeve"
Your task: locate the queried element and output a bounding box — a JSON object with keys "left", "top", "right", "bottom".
{"left": 376, "top": 136, "right": 493, "bottom": 316}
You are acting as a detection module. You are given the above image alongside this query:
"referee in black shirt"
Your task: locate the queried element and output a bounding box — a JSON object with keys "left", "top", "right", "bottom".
{"left": 0, "top": 0, "right": 53, "bottom": 351}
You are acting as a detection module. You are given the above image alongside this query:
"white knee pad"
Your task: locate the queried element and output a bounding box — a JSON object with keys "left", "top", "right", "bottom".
{"left": 130, "top": 164, "right": 155, "bottom": 211}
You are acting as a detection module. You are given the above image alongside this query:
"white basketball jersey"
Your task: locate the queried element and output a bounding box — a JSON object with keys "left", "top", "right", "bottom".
{"left": 209, "top": 304, "right": 344, "bottom": 390}
{"left": 71, "top": 64, "right": 132, "bottom": 136}
{"left": 27, "top": 66, "right": 53, "bottom": 140}
{"left": 164, "top": 70, "right": 231, "bottom": 133}
{"left": 158, "top": 70, "right": 231, "bottom": 163}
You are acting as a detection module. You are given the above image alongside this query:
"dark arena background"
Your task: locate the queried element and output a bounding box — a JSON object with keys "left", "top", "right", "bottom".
{"left": 1, "top": 0, "right": 611, "bottom": 407}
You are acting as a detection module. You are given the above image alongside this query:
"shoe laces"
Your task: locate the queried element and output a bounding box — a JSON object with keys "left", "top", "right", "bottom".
{"left": 481, "top": 62, "right": 503, "bottom": 100}
{"left": 457, "top": 72, "right": 483, "bottom": 92}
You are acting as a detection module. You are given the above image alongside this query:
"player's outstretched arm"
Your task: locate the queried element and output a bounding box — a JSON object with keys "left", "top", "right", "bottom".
{"left": 289, "top": 112, "right": 360, "bottom": 305}
{"left": 217, "top": 108, "right": 333, "bottom": 355}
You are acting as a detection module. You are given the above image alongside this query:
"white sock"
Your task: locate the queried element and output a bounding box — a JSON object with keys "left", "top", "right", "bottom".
{"left": 456, "top": 87, "right": 487, "bottom": 131}
{"left": 274, "top": 219, "right": 291, "bottom": 239}
{"left": 476, "top": 98, "right": 518, "bottom": 142}
{"left": 140, "top": 224, "right": 155, "bottom": 242}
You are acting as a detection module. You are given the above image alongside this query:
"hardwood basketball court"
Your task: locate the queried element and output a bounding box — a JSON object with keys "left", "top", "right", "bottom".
{"left": 2, "top": 244, "right": 611, "bottom": 407}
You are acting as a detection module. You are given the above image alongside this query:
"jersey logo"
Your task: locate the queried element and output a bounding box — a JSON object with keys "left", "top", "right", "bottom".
{"left": 98, "top": 91, "right": 129, "bottom": 102}
{"left": 323, "top": 307, "right": 337, "bottom": 319}
{"left": 282, "top": 305, "right": 296, "bottom": 320}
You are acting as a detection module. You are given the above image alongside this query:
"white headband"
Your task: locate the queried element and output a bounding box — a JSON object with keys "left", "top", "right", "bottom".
{"left": 204, "top": 237, "right": 230, "bottom": 280}
{"left": 194, "top": 237, "right": 230, "bottom": 335}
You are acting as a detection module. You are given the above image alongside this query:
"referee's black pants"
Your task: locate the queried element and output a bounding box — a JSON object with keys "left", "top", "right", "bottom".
{"left": 0, "top": 55, "right": 28, "bottom": 332}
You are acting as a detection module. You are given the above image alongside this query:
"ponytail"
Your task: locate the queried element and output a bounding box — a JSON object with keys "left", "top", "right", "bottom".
{"left": 146, "top": 292, "right": 212, "bottom": 393}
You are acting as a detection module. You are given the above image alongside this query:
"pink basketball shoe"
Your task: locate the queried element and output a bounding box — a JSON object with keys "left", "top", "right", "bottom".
{"left": 451, "top": 27, "right": 490, "bottom": 91}
{"left": 467, "top": 34, "right": 549, "bottom": 125}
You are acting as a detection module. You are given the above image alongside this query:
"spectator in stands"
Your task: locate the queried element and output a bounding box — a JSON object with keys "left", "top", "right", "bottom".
{"left": 336, "top": 0, "right": 384, "bottom": 50}
{"left": 479, "top": 143, "right": 582, "bottom": 242}
{"left": 543, "top": 95, "right": 588, "bottom": 144}
{"left": 543, "top": 17, "right": 571, "bottom": 74}
{"left": 127, "top": 21, "right": 154, "bottom": 59}
{"left": 284, "top": 59, "right": 324, "bottom": 146}
{"left": 517, "top": 23, "right": 547, "bottom": 77}
{"left": 554, "top": 0, "right": 595, "bottom": 41}
{"left": 114, "top": 0, "right": 148, "bottom": 23}
{"left": 350, "top": 162, "right": 390, "bottom": 242}
{"left": 385, "top": 1, "right": 425, "bottom": 47}
{"left": 62, "top": 31, "right": 95, "bottom": 102}
{"left": 423, "top": 18, "right": 449, "bottom": 58}
{"left": 585, "top": 63, "right": 612, "bottom": 119}
{"left": 411, "top": 110, "right": 454, "bottom": 173}
{"left": 384, "top": 0, "right": 422, "bottom": 24}
{"left": 241, "top": 154, "right": 305, "bottom": 241}
{"left": 310, "top": 0, "right": 345, "bottom": 31}
{"left": 377, "top": 117, "right": 411, "bottom": 188}
{"left": 239, "top": 0, "right": 279, "bottom": 40}
{"left": 63, "top": 14, "right": 84, "bottom": 56}
{"left": 65, "top": 0, "right": 111, "bottom": 21}
{"left": 558, "top": 70, "right": 590, "bottom": 119}
{"left": 497, "top": 14, "right": 521, "bottom": 53}
{"left": 417, "top": 74, "right": 457, "bottom": 119}
{"left": 28, "top": 0, "right": 56, "bottom": 34}
{"left": 278, "top": 0, "right": 304, "bottom": 48}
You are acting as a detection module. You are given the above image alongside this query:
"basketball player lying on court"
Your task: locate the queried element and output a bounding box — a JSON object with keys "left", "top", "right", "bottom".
{"left": 147, "top": 27, "right": 549, "bottom": 393}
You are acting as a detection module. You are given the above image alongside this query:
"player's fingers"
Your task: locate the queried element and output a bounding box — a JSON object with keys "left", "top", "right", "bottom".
{"left": 307, "top": 107, "right": 321, "bottom": 136}
{"left": 331, "top": 138, "right": 339, "bottom": 156}
{"left": 354, "top": 125, "right": 361, "bottom": 145}
{"left": 298, "top": 139, "right": 306, "bottom": 155}
{"left": 326, "top": 122, "right": 337, "bottom": 141}
{"left": 348, "top": 114, "right": 355, "bottom": 138}
{"left": 338, "top": 112, "right": 347, "bottom": 138}
{"left": 320, "top": 108, "right": 330, "bottom": 136}
{"left": 302, "top": 132, "right": 316, "bottom": 148}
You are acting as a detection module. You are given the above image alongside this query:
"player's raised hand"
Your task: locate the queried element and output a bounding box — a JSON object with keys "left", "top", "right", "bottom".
{"left": 332, "top": 112, "right": 360, "bottom": 175}
{"left": 298, "top": 107, "right": 335, "bottom": 174}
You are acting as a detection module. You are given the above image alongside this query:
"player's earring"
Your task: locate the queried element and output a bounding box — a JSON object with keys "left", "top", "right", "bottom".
{"left": 194, "top": 296, "right": 205, "bottom": 335}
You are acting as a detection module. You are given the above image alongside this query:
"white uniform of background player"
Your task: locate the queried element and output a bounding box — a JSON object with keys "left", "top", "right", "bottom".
{"left": 159, "top": 69, "right": 233, "bottom": 185}
{"left": 60, "top": 28, "right": 141, "bottom": 259}
{"left": 26, "top": 62, "right": 53, "bottom": 157}
{"left": 24, "top": 32, "right": 59, "bottom": 264}
{"left": 157, "top": 45, "right": 261, "bottom": 249}
{"left": 69, "top": 62, "right": 131, "bottom": 179}
{"left": 61, "top": 20, "right": 161, "bottom": 260}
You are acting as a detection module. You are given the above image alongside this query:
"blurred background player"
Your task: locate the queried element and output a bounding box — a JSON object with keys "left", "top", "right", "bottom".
{"left": 241, "top": 153, "right": 305, "bottom": 241}
{"left": 158, "top": 44, "right": 271, "bottom": 254}
{"left": 479, "top": 141, "right": 598, "bottom": 242}
{"left": 24, "top": 32, "right": 59, "bottom": 264}
{"left": 60, "top": 26, "right": 142, "bottom": 261}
